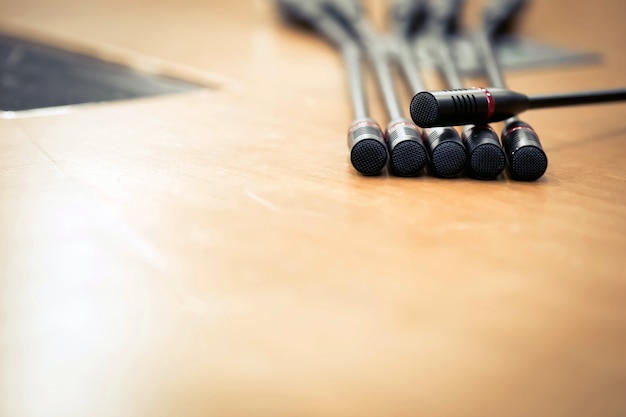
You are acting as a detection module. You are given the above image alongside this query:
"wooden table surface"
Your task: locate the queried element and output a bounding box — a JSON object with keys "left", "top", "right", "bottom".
{"left": 1, "top": 0, "right": 625, "bottom": 416}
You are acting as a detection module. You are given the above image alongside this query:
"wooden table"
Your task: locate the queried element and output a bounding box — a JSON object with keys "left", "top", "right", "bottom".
{"left": 1, "top": 0, "right": 625, "bottom": 416}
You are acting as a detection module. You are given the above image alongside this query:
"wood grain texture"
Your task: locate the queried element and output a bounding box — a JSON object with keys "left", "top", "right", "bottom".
{"left": 1, "top": 1, "right": 625, "bottom": 416}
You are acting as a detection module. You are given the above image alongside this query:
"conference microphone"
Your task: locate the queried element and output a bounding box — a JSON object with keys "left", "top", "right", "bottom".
{"left": 428, "top": 0, "right": 506, "bottom": 179}
{"left": 461, "top": 125, "right": 506, "bottom": 179}
{"left": 385, "top": 119, "right": 428, "bottom": 176}
{"left": 277, "top": 0, "right": 388, "bottom": 175}
{"left": 499, "top": 119, "right": 548, "bottom": 181}
{"left": 326, "top": 1, "right": 427, "bottom": 176}
{"left": 389, "top": 0, "right": 467, "bottom": 177}
{"left": 347, "top": 118, "right": 389, "bottom": 175}
{"left": 365, "top": 37, "right": 428, "bottom": 176}
{"left": 421, "top": 127, "right": 467, "bottom": 177}
{"left": 474, "top": 0, "right": 547, "bottom": 181}
{"left": 337, "top": 38, "right": 388, "bottom": 176}
{"left": 340, "top": 39, "right": 388, "bottom": 176}
{"left": 410, "top": 87, "right": 626, "bottom": 128}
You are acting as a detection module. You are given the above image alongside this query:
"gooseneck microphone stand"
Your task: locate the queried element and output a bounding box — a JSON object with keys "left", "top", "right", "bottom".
{"left": 333, "top": 30, "right": 390, "bottom": 176}
{"left": 391, "top": 0, "right": 468, "bottom": 178}
{"left": 389, "top": 0, "right": 428, "bottom": 99}
{"left": 430, "top": 0, "right": 506, "bottom": 179}
{"left": 326, "top": 0, "right": 428, "bottom": 176}
{"left": 474, "top": 0, "right": 547, "bottom": 181}
{"left": 278, "top": 0, "right": 388, "bottom": 176}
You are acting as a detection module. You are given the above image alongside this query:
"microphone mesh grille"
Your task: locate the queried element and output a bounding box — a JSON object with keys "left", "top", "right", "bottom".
{"left": 469, "top": 143, "right": 506, "bottom": 179}
{"left": 431, "top": 140, "right": 466, "bottom": 177}
{"left": 410, "top": 92, "right": 439, "bottom": 127}
{"left": 510, "top": 146, "right": 548, "bottom": 181}
{"left": 350, "top": 139, "right": 388, "bottom": 175}
{"left": 391, "top": 140, "right": 428, "bottom": 176}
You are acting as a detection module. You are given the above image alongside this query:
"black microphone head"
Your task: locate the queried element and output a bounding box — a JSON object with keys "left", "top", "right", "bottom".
{"left": 463, "top": 125, "right": 506, "bottom": 179}
{"left": 422, "top": 127, "right": 467, "bottom": 178}
{"left": 385, "top": 119, "right": 427, "bottom": 176}
{"left": 501, "top": 120, "right": 548, "bottom": 181}
{"left": 347, "top": 119, "right": 388, "bottom": 175}
{"left": 409, "top": 88, "right": 529, "bottom": 127}
{"left": 410, "top": 91, "right": 441, "bottom": 127}
{"left": 391, "top": 141, "right": 427, "bottom": 176}
{"left": 351, "top": 140, "right": 388, "bottom": 175}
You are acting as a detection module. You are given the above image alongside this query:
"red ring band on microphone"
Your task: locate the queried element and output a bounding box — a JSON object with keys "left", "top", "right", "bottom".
{"left": 386, "top": 120, "right": 414, "bottom": 131}
{"left": 481, "top": 88, "right": 495, "bottom": 119}
{"left": 385, "top": 120, "right": 411, "bottom": 142}
{"left": 421, "top": 128, "right": 434, "bottom": 141}
{"left": 348, "top": 119, "right": 381, "bottom": 133}
{"left": 504, "top": 125, "right": 535, "bottom": 137}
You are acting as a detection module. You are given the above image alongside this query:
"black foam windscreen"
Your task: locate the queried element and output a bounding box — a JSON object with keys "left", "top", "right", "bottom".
{"left": 350, "top": 139, "right": 388, "bottom": 175}
{"left": 386, "top": 121, "right": 427, "bottom": 176}
{"left": 391, "top": 140, "right": 428, "bottom": 176}
{"left": 509, "top": 144, "right": 548, "bottom": 181}
{"left": 423, "top": 127, "right": 467, "bottom": 178}
{"left": 463, "top": 126, "right": 506, "bottom": 179}
{"left": 431, "top": 141, "right": 467, "bottom": 177}
{"left": 501, "top": 121, "right": 547, "bottom": 181}
{"left": 410, "top": 92, "right": 439, "bottom": 127}
{"left": 469, "top": 143, "right": 507, "bottom": 179}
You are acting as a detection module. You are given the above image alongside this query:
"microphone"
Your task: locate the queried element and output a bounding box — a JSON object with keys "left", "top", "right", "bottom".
{"left": 473, "top": 0, "right": 547, "bottom": 181}
{"left": 347, "top": 118, "right": 389, "bottom": 175}
{"left": 277, "top": 0, "right": 388, "bottom": 175}
{"left": 390, "top": 0, "right": 467, "bottom": 177}
{"left": 428, "top": 0, "right": 506, "bottom": 179}
{"left": 500, "top": 119, "right": 548, "bottom": 181}
{"left": 422, "top": 127, "right": 467, "bottom": 177}
{"left": 462, "top": 125, "right": 506, "bottom": 179}
{"left": 366, "top": 38, "right": 428, "bottom": 176}
{"left": 385, "top": 119, "right": 428, "bottom": 176}
{"left": 327, "top": 0, "right": 427, "bottom": 176}
{"left": 337, "top": 33, "right": 388, "bottom": 175}
{"left": 410, "top": 87, "right": 626, "bottom": 127}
